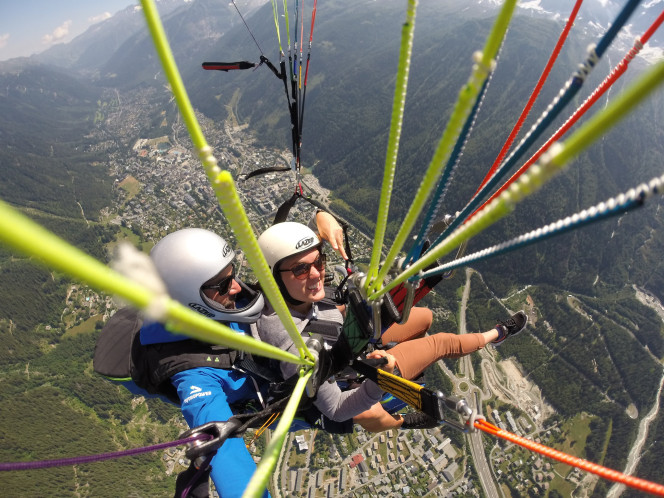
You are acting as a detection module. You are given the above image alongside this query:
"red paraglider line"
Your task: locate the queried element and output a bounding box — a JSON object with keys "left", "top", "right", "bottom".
{"left": 469, "top": 9, "right": 664, "bottom": 219}
{"left": 475, "top": 0, "right": 584, "bottom": 195}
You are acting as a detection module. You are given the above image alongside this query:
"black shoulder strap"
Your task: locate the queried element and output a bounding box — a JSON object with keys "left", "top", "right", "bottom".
{"left": 302, "top": 319, "right": 343, "bottom": 342}
{"left": 234, "top": 354, "right": 282, "bottom": 384}
{"left": 273, "top": 191, "right": 300, "bottom": 224}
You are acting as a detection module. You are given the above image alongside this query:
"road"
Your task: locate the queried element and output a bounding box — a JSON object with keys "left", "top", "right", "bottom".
{"left": 271, "top": 431, "right": 292, "bottom": 498}
{"left": 457, "top": 268, "right": 501, "bottom": 498}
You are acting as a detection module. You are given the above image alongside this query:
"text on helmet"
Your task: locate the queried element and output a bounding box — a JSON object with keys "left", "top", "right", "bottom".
{"left": 295, "top": 236, "right": 315, "bottom": 250}
{"left": 189, "top": 303, "right": 214, "bottom": 317}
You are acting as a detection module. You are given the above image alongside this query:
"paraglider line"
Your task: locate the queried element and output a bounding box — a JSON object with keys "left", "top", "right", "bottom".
{"left": 420, "top": 173, "right": 664, "bottom": 280}
{"left": 431, "top": 0, "right": 642, "bottom": 248}
{"left": 231, "top": 0, "right": 265, "bottom": 55}
{"left": 0, "top": 435, "right": 210, "bottom": 471}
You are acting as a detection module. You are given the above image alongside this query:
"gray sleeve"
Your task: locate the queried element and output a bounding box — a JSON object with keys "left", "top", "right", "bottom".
{"left": 313, "top": 378, "right": 384, "bottom": 422}
{"left": 256, "top": 304, "right": 383, "bottom": 422}
{"left": 255, "top": 311, "right": 302, "bottom": 380}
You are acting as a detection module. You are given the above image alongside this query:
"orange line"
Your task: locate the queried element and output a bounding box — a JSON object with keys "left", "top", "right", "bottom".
{"left": 474, "top": 419, "right": 664, "bottom": 496}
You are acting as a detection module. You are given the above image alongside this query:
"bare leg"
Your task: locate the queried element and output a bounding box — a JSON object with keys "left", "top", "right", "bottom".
{"left": 352, "top": 311, "right": 500, "bottom": 431}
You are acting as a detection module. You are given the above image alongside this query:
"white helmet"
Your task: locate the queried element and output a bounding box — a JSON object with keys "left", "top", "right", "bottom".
{"left": 258, "top": 222, "right": 322, "bottom": 273}
{"left": 150, "top": 228, "right": 263, "bottom": 322}
{"left": 257, "top": 222, "right": 323, "bottom": 305}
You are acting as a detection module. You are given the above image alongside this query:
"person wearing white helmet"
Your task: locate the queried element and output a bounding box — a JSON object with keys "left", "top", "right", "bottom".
{"left": 255, "top": 222, "right": 528, "bottom": 431}
{"left": 140, "top": 228, "right": 268, "bottom": 498}
{"left": 256, "top": 222, "right": 400, "bottom": 431}
{"left": 148, "top": 227, "right": 264, "bottom": 324}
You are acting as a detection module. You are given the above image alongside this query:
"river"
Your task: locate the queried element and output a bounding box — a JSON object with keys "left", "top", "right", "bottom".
{"left": 606, "top": 364, "right": 664, "bottom": 497}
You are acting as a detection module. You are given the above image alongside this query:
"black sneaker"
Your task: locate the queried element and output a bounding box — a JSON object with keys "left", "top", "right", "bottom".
{"left": 493, "top": 310, "right": 528, "bottom": 346}
{"left": 401, "top": 412, "right": 439, "bottom": 430}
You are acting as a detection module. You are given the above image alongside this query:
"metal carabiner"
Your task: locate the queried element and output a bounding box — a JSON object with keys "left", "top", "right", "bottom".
{"left": 438, "top": 393, "right": 486, "bottom": 433}
{"left": 179, "top": 419, "right": 243, "bottom": 461}
{"left": 398, "top": 280, "right": 417, "bottom": 324}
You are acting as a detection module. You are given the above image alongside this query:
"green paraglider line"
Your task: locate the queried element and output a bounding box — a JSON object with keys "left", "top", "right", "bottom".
{"left": 1, "top": 2, "right": 662, "bottom": 497}
{"left": 270, "top": 0, "right": 284, "bottom": 54}
{"left": 244, "top": 369, "right": 312, "bottom": 497}
{"left": 139, "top": 0, "right": 314, "bottom": 364}
{"left": 470, "top": 10, "right": 664, "bottom": 223}
{"left": 365, "top": 0, "right": 517, "bottom": 296}
{"left": 0, "top": 200, "right": 308, "bottom": 367}
{"left": 418, "top": 173, "right": 664, "bottom": 279}
{"left": 369, "top": 58, "right": 664, "bottom": 301}
{"left": 366, "top": 0, "right": 418, "bottom": 290}
{"left": 139, "top": 2, "right": 320, "bottom": 494}
{"left": 476, "top": 0, "right": 584, "bottom": 194}
{"left": 430, "top": 0, "right": 642, "bottom": 248}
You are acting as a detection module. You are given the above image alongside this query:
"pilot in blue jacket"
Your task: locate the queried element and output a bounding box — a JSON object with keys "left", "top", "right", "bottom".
{"left": 141, "top": 228, "right": 268, "bottom": 498}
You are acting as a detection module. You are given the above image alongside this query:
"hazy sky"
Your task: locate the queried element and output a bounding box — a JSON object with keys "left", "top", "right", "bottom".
{"left": 0, "top": 1, "right": 135, "bottom": 61}
{"left": 2, "top": 1, "right": 662, "bottom": 63}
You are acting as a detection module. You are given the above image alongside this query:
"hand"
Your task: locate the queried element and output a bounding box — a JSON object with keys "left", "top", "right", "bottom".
{"left": 315, "top": 211, "right": 348, "bottom": 260}
{"left": 366, "top": 349, "right": 397, "bottom": 375}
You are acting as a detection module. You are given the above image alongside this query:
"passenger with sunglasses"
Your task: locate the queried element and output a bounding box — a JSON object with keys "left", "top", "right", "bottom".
{"left": 255, "top": 222, "right": 528, "bottom": 432}
{"left": 255, "top": 222, "right": 398, "bottom": 433}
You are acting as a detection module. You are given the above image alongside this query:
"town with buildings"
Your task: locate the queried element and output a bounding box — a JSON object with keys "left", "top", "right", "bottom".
{"left": 104, "top": 109, "right": 373, "bottom": 281}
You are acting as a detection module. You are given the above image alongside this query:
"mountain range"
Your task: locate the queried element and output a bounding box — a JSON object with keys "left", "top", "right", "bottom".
{"left": 11, "top": 0, "right": 664, "bottom": 71}
{"left": 0, "top": 0, "right": 663, "bottom": 495}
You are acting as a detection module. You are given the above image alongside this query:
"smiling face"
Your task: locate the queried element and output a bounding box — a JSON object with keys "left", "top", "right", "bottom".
{"left": 278, "top": 248, "right": 326, "bottom": 307}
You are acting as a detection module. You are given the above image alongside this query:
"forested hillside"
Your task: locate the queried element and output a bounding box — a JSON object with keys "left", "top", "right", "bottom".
{"left": 0, "top": 66, "right": 183, "bottom": 494}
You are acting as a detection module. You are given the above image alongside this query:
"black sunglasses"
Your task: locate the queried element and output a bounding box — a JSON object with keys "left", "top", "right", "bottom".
{"left": 201, "top": 266, "right": 236, "bottom": 295}
{"left": 279, "top": 253, "right": 326, "bottom": 280}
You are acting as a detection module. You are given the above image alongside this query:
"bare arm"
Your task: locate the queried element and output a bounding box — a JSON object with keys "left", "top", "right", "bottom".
{"left": 315, "top": 211, "right": 348, "bottom": 260}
